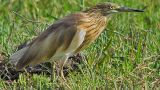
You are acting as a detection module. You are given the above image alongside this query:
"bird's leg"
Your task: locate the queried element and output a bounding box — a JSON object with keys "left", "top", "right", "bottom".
{"left": 59, "top": 58, "right": 72, "bottom": 89}
{"left": 60, "top": 58, "right": 68, "bottom": 81}
{"left": 50, "top": 62, "right": 55, "bottom": 82}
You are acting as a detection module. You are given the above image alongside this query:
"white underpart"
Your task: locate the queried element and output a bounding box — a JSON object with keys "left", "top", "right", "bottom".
{"left": 50, "top": 29, "right": 86, "bottom": 61}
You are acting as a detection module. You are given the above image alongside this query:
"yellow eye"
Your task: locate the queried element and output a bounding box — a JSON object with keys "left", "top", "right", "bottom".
{"left": 109, "top": 6, "right": 114, "bottom": 9}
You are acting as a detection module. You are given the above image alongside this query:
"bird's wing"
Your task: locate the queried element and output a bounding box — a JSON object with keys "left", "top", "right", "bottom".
{"left": 9, "top": 46, "right": 29, "bottom": 66}
{"left": 14, "top": 14, "right": 86, "bottom": 70}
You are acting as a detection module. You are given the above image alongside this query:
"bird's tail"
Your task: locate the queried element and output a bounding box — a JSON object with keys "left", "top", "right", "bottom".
{"left": 9, "top": 47, "right": 28, "bottom": 66}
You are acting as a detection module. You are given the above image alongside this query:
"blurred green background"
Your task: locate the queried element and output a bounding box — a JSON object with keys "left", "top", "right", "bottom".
{"left": 0, "top": 0, "right": 160, "bottom": 89}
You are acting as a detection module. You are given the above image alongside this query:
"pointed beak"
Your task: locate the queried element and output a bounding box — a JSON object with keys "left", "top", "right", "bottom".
{"left": 116, "top": 6, "right": 144, "bottom": 12}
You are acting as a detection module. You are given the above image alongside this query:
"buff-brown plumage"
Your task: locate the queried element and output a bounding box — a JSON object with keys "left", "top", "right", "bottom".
{"left": 75, "top": 12, "right": 107, "bottom": 52}
{"left": 10, "top": 2, "right": 144, "bottom": 72}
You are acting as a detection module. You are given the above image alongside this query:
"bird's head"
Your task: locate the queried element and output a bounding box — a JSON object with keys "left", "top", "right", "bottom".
{"left": 87, "top": 2, "right": 144, "bottom": 16}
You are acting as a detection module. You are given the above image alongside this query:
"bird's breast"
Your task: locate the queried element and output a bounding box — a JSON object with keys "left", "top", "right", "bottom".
{"left": 75, "top": 16, "right": 107, "bottom": 52}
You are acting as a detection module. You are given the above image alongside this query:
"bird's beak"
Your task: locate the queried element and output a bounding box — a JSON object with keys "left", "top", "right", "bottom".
{"left": 115, "top": 6, "right": 144, "bottom": 12}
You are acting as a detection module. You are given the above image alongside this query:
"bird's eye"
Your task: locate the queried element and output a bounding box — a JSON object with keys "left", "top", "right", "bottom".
{"left": 109, "top": 6, "right": 114, "bottom": 9}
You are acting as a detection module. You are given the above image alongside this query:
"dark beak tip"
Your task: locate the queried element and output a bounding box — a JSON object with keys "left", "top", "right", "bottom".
{"left": 117, "top": 6, "right": 145, "bottom": 12}
{"left": 135, "top": 9, "right": 144, "bottom": 12}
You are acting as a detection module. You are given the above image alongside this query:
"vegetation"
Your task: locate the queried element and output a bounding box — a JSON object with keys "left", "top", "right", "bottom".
{"left": 0, "top": 0, "right": 160, "bottom": 89}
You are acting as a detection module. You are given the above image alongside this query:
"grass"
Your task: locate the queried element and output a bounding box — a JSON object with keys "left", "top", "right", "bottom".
{"left": 0, "top": 0, "right": 160, "bottom": 89}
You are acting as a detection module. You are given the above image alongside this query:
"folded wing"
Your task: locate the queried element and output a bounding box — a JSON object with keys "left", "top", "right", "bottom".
{"left": 10, "top": 14, "right": 86, "bottom": 70}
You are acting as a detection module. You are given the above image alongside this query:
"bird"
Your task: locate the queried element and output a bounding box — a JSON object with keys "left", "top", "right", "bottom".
{"left": 10, "top": 2, "right": 144, "bottom": 80}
